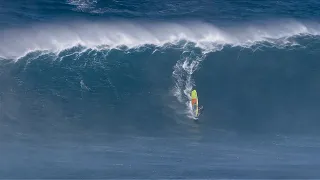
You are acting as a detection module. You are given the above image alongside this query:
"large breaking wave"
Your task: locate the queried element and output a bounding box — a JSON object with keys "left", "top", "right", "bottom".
{"left": 1, "top": 19, "right": 320, "bottom": 136}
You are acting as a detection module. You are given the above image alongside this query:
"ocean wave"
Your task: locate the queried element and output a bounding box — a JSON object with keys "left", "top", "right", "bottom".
{"left": 2, "top": 19, "right": 320, "bottom": 123}
{"left": 1, "top": 20, "right": 320, "bottom": 59}
{"left": 2, "top": 43, "right": 320, "bottom": 134}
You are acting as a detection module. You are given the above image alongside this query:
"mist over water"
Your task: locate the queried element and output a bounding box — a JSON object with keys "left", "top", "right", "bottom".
{"left": 1, "top": 19, "right": 320, "bottom": 58}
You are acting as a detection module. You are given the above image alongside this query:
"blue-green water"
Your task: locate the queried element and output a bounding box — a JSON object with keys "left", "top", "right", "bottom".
{"left": 1, "top": 0, "right": 320, "bottom": 178}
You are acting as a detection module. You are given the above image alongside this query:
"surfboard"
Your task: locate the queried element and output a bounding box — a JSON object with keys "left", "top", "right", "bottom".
{"left": 191, "top": 90, "right": 199, "bottom": 117}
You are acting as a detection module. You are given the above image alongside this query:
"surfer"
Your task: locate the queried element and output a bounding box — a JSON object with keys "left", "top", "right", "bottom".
{"left": 191, "top": 89, "right": 204, "bottom": 117}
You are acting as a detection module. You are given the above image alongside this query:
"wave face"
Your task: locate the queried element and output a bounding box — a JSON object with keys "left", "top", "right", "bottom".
{"left": 2, "top": 21, "right": 320, "bottom": 134}
{"left": 1, "top": 0, "right": 320, "bottom": 179}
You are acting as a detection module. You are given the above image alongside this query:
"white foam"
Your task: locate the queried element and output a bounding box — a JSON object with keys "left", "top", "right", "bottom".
{"left": 171, "top": 50, "right": 206, "bottom": 119}
{"left": 67, "top": 0, "right": 98, "bottom": 12}
{"left": 80, "top": 80, "right": 90, "bottom": 91}
{"left": 1, "top": 19, "right": 320, "bottom": 59}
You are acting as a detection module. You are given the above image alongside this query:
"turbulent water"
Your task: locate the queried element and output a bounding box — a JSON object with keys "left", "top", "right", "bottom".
{"left": 1, "top": 0, "right": 320, "bottom": 178}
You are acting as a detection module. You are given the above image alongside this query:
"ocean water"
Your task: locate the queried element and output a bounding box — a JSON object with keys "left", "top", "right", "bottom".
{"left": 1, "top": 0, "right": 320, "bottom": 178}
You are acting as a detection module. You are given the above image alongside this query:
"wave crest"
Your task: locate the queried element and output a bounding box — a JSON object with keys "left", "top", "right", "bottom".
{"left": 1, "top": 20, "right": 320, "bottom": 59}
